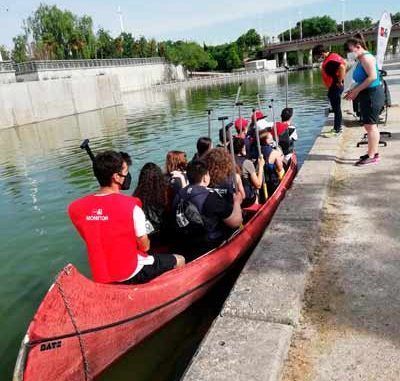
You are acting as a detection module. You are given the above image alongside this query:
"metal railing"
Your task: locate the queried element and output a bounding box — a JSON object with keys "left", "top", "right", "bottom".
{"left": 384, "top": 52, "right": 400, "bottom": 63}
{"left": 266, "top": 21, "right": 400, "bottom": 50}
{"left": 14, "top": 57, "right": 166, "bottom": 75}
{"left": 0, "top": 61, "right": 15, "bottom": 72}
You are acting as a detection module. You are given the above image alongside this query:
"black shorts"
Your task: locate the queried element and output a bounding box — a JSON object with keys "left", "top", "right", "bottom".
{"left": 123, "top": 254, "right": 177, "bottom": 284}
{"left": 358, "top": 85, "right": 385, "bottom": 125}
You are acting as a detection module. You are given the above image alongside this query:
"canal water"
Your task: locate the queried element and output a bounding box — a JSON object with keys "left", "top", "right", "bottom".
{"left": 0, "top": 70, "right": 327, "bottom": 380}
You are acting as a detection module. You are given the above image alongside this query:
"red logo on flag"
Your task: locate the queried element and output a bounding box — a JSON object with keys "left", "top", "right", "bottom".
{"left": 380, "top": 27, "right": 388, "bottom": 38}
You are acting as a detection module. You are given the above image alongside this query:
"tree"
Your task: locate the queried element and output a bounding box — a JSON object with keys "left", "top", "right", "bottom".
{"left": 148, "top": 38, "right": 158, "bottom": 57}
{"left": 120, "top": 32, "right": 135, "bottom": 57}
{"left": 77, "top": 15, "right": 96, "bottom": 59}
{"left": 392, "top": 12, "right": 400, "bottom": 23}
{"left": 138, "top": 36, "right": 149, "bottom": 57}
{"left": 24, "top": 4, "right": 95, "bottom": 60}
{"left": 12, "top": 34, "right": 28, "bottom": 63}
{"left": 279, "top": 15, "right": 337, "bottom": 41}
{"left": 342, "top": 17, "right": 373, "bottom": 32}
{"left": 225, "top": 44, "right": 242, "bottom": 70}
{"left": 0, "top": 45, "right": 11, "bottom": 60}
{"left": 165, "top": 41, "right": 217, "bottom": 71}
{"left": 237, "top": 29, "right": 262, "bottom": 56}
{"left": 114, "top": 36, "right": 124, "bottom": 58}
{"left": 96, "top": 29, "right": 114, "bottom": 58}
{"left": 207, "top": 43, "right": 242, "bottom": 71}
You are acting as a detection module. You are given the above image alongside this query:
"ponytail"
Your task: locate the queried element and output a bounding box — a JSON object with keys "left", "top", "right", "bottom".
{"left": 344, "top": 32, "right": 367, "bottom": 51}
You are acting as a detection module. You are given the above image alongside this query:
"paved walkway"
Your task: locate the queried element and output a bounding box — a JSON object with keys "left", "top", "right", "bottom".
{"left": 282, "top": 95, "right": 400, "bottom": 380}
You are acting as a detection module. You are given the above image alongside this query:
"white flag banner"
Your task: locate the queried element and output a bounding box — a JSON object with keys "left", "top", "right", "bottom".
{"left": 376, "top": 11, "right": 392, "bottom": 70}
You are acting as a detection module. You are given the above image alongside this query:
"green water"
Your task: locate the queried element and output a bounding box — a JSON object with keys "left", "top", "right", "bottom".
{"left": 0, "top": 70, "right": 327, "bottom": 380}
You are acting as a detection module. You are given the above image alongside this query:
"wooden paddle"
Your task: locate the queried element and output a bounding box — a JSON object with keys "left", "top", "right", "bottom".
{"left": 253, "top": 108, "right": 268, "bottom": 200}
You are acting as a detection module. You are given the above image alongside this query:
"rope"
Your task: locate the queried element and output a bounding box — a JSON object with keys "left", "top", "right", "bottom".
{"left": 55, "top": 269, "right": 90, "bottom": 381}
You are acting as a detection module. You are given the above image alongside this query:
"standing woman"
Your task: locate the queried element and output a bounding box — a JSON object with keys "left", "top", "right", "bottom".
{"left": 344, "top": 33, "right": 385, "bottom": 166}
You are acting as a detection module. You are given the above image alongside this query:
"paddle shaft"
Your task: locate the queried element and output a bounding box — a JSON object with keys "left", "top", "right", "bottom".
{"left": 253, "top": 108, "right": 268, "bottom": 200}
{"left": 236, "top": 101, "right": 243, "bottom": 134}
{"left": 207, "top": 109, "right": 212, "bottom": 138}
{"left": 285, "top": 67, "right": 289, "bottom": 108}
{"left": 270, "top": 100, "right": 279, "bottom": 145}
{"left": 80, "top": 139, "right": 95, "bottom": 162}
{"left": 231, "top": 83, "right": 242, "bottom": 126}
{"left": 227, "top": 127, "right": 239, "bottom": 192}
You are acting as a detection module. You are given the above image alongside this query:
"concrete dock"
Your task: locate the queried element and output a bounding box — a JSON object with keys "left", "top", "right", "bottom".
{"left": 182, "top": 71, "right": 400, "bottom": 380}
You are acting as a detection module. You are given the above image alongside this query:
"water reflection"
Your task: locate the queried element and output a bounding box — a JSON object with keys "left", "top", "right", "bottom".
{"left": 0, "top": 71, "right": 327, "bottom": 380}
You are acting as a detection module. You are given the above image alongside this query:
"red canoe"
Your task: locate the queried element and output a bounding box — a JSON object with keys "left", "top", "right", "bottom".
{"left": 13, "top": 155, "right": 297, "bottom": 381}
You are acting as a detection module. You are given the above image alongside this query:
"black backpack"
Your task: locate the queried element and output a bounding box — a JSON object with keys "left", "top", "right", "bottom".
{"left": 175, "top": 186, "right": 210, "bottom": 237}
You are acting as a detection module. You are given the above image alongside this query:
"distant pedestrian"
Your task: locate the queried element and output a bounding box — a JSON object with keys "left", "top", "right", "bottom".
{"left": 313, "top": 44, "right": 346, "bottom": 136}
{"left": 344, "top": 33, "right": 384, "bottom": 166}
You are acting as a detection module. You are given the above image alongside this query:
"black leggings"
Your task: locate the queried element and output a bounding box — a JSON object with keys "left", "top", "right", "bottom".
{"left": 328, "top": 85, "right": 344, "bottom": 132}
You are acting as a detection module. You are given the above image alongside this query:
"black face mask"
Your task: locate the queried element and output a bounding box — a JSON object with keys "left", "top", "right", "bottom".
{"left": 118, "top": 172, "right": 132, "bottom": 190}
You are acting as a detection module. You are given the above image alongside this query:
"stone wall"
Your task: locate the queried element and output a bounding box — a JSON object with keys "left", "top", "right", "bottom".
{"left": 0, "top": 74, "right": 122, "bottom": 129}
{"left": 15, "top": 60, "right": 186, "bottom": 92}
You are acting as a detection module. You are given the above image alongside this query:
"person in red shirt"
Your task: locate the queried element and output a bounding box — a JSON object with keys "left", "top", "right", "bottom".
{"left": 313, "top": 44, "right": 346, "bottom": 135}
{"left": 68, "top": 150, "right": 185, "bottom": 284}
{"left": 271, "top": 108, "right": 298, "bottom": 165}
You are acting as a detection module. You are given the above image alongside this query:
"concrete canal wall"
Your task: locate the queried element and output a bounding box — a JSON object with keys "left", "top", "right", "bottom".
{"left": 0, "top": 74, "right": 122, "bottom": 129}
{"left": 0, "top": 61, "right": 16, "bottom": 84}
{"left": 14, "top": 58, "right": 186, "bottom": 92}
{"left": 182, "top": 113, "right": 344, "bottom": 381}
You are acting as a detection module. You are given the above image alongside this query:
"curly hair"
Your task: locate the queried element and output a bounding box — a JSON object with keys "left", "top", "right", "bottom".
{"left": 165, "top": 151, "right": 187, "bottom": 173}
{"left": 203, "top": 148, "right": 233, "bottom": 187}
{"left": 133, "top": 163, "right": 167, "bottom": 208}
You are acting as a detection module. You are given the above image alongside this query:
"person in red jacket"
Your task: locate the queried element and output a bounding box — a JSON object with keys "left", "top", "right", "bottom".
{"left": 68, "top": 150, "right": 185, "bottom": 284}
{"left": 313, "top": 44, "right": 346, "bottom": 136}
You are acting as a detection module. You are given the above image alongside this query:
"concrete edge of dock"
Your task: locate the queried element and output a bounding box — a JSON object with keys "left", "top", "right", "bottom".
{"left": 181, "top": 113, "right": 344, "bottom": 381}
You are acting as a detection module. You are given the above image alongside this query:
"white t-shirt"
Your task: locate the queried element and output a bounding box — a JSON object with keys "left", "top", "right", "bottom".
{"left": 124, "top": 205, "right": 154, "bottom": 280}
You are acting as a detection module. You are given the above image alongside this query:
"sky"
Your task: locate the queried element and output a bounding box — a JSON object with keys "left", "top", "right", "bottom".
{"left": 0, "top": 0, "right": 399, "bottom": 48}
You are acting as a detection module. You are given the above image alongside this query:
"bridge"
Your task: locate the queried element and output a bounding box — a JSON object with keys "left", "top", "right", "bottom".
{"left": 264, "top": 21, "right": 400, "bottom": 67}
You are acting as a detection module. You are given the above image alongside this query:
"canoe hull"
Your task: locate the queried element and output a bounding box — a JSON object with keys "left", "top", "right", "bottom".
{"left": 15, "top": 155, "right": 297, "bottom": 381}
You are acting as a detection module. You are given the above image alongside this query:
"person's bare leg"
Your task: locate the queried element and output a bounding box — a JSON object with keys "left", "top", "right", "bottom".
{"left": 173, "top": 254, "right": 185, "bottom": 268}
{"left": 365, "top": 124, "right": 379, "bottom": 157}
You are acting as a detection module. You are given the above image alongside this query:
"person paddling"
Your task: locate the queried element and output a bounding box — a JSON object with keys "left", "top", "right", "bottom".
{"left": 313, "top": 44, "right": 346, "bottom": 136}
{"left": 68, "top": 150, "right": 184, "bottom": 284}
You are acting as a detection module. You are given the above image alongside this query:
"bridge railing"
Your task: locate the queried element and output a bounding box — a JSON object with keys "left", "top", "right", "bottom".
{"left": 0, "top": 61, "right": 15, "bottom": 72}
{"left": 266, "top": 21, "right": 400, "bottom": 50}
{"left": 14, "top": 57, "right": 166, "bottom": 75}
{"left": 384, "top": 52, "right": 400, "bottom": 62}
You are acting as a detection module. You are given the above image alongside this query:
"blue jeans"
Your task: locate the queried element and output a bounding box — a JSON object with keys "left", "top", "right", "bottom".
{"left": 328, "top": 85, "right": 344, "bottom": 132}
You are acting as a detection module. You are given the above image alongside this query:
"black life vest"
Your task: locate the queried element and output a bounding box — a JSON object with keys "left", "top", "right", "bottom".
{"left": 261, "top": 145, "right": 280, "bottom": 195}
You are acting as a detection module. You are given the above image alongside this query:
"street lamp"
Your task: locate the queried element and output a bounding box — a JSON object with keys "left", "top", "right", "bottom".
{"left": 298, "top": 10, "right": 303, "bottom": 40}
{"left": 289, "top": 20, "right": 292, "bottom": 42}
{"left": 340, "top": 0, "right": 346, "bottom": 33}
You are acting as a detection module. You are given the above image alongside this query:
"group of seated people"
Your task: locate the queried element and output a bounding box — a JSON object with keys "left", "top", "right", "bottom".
{"left": 68, "top": 107, "right": 297, "bottom": 285}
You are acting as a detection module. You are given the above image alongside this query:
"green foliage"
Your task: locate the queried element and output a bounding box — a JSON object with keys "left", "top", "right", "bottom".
{"left": 342, "top": 17, "right": 373, "bottom": 31}
{"left": 207, "top": 29, "right": 262, "bottom": 71}
{"left": 164, "top": 41, "right": 217, "bottom": 71}
{"left": 236, "top": 28, "right": 262, "bottom": 56}
{"left": 279, "top": 16, "right": 337, "bottom": 41}
{"left": 22, "top": 4, "right": 97, "bottom": 59}
{"left": 392, "top": 12, "right": 400, "bottom": 23}
{"left": 0, "top": 45, "right": 11, "bottom": 60}
{"left": 207, "top": 43, "right": 242, "bottom": 71}
{"left": 12, "top": 34, "right": 28, "bottom": 63}
{"left": 96, "top": 28, "right": 114, "bottom": 58}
